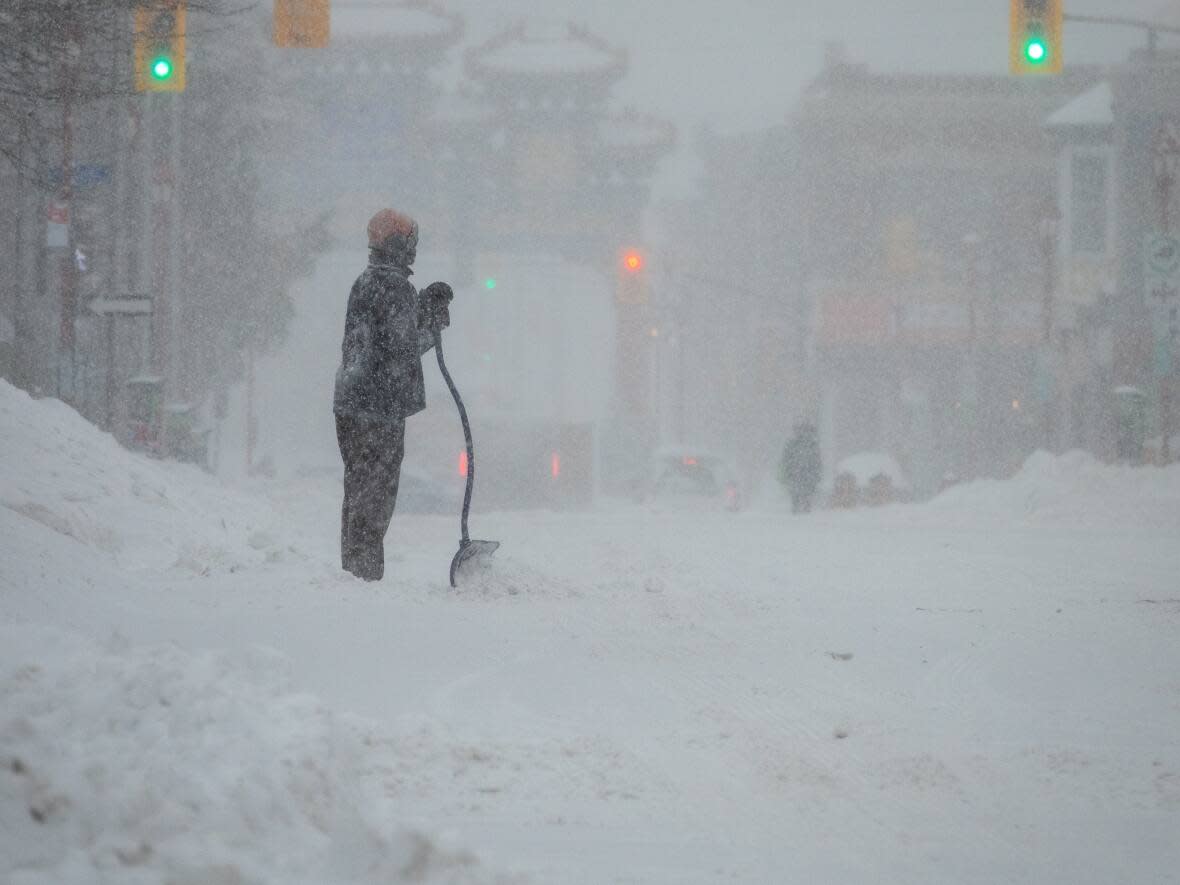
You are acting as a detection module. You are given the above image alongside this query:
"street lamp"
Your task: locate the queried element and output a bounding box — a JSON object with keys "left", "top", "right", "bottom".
{"left": 1154, "top": 123, "right": 1180, "bottom": 231}
{"left": 962, "top": 232, "right": 983, "bottom": 477}
{"left": 1038, "top": 208, "right": 1060, "bottom": 451}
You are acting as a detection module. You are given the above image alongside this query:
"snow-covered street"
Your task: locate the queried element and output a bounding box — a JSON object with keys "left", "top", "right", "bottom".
{"left": 3, "top": 379, "right": 1179, "bottom": 883}
{"left": 5, "top": 0, "right": 1180, "bottom": 880}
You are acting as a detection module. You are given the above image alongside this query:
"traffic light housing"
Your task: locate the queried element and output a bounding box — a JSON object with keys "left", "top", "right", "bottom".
{"left": 134, "top": 2, "right": 186, "bottom": 92}
{"left": 1010, "top": 0, "right": 1063, "bottom": 75}
{"left": 274, "top": 0, "right": 330, "bottom": 48}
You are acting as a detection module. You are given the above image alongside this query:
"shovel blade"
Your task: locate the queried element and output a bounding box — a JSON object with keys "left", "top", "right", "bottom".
{"left": 449, "top": 539, "right": 500, "bottom": 587}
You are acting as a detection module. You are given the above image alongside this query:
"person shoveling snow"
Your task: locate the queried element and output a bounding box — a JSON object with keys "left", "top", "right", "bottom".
{"left": 331, "top": 209, "right": 455, "bottom": 582}
{"left": 332, "top": 209, "right": 497, "bottom": 585}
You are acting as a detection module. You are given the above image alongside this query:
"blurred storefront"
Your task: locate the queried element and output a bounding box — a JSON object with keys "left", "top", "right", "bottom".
{"left": 794, "top": 51, "right": 1104, "bottom": 495}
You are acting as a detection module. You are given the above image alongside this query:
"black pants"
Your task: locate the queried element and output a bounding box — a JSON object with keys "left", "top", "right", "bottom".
{"left": 335, "top": 413, "right": 406, "bottom": 581}
{"left": 790, "top": 489, "right": 815, "bottom": 514}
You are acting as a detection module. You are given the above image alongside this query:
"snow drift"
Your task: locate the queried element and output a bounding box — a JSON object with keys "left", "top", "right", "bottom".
{"left": 0, "top": 625, "right": 512, "bottom": 885}
{"left": 4, "top": 381, "right": 1180, "bottom": 882}
{"left": 924, "top": 449, "right": 1180, "bottom": 530}
{"left": 0, "top": 381, "right": 518, "bottom": 883}
{"left": 0, "top": 380, "right": 279, "bottom": 574}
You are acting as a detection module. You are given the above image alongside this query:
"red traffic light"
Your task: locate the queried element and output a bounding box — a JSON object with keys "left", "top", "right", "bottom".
{"left": 622, "top": 250, "right": 644, "bottom": 273}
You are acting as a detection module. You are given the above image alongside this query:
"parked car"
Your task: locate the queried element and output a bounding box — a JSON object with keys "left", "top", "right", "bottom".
{"left": 829, "top": 452, "right": 910, "bottom": 508}
{"left": 293, "top": 462, "right": 458, "bottom": 515}
{"left": 644, "top": 447, "right": 742, "bottom": 512}
{"left": 396, "top": 463, "right": 461, "bottom": 514}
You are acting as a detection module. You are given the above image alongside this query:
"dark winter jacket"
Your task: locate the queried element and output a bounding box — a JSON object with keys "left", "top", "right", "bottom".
{"left": 333, "top": 254, "right": 436, "bottom": 421}
{"left": 779, "top": 428, "right": 822, "bottom": 495}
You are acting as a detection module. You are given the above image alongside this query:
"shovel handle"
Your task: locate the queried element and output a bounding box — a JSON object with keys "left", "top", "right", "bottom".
{"left": 434, "top": 331, "right": 473, "bottom": 545}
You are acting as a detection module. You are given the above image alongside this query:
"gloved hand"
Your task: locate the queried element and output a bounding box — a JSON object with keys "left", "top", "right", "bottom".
{"left": 419, "top": 281, "right": 453, "bottom": 332}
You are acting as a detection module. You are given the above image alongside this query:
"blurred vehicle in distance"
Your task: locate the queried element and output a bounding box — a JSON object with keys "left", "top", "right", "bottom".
{"left": 829, "top": 452, "right": 911, "bottom": 508}
{"left": 644, "top": 447, "right": 742, "bottom": 512}
{"left": 396, "top": 463, "right": 460, "bottom": 515}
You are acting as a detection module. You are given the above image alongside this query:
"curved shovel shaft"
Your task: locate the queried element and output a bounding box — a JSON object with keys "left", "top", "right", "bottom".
{"left": 434, "top": 331, "right": 499, "bottom": 587}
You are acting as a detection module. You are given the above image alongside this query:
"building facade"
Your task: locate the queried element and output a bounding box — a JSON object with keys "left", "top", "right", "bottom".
{"left": 794, "top": 55, "right": 1102, "bottom": 494}
{"left": 1047, "top": 49, "right": 1180, "bottom": 462}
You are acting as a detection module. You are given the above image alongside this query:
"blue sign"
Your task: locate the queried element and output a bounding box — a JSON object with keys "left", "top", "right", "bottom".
{"left": 47, "top": 164, "right": 110, "bottom": 189}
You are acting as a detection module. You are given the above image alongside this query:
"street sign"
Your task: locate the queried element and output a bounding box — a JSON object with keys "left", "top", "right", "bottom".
{"left": 1145, "top": 232, "right": 1180, "bottom": 304}
{"left": 47, "top": 164, "right": 110, "bottom": 189}
{"left": 46, "top": 201, "right": 68, "bottom": 248}
{"left": 89, "top": 297, "right": 153, "bottom": 316}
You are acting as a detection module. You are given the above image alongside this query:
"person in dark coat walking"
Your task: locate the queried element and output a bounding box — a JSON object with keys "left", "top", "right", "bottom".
{"left": 332, "top": 208, "right": 454, "bottom": 581}
{"left": 778, "top": 422, "right": 822, "bottom": 513}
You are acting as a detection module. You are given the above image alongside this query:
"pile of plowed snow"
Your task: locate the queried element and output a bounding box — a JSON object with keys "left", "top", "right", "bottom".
{"left": 0, "top": 625, "right": 510, "bottom": 885}
{"left": 0, "top": 381, "right": 278, "bottom": 573}
{"left": 923, "top": 449, "right": 1180, "bottom": 530}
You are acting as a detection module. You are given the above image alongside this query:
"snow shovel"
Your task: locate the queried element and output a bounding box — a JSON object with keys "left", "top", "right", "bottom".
{"left": 434, "top": 330, "right": 499, "bottom": 587}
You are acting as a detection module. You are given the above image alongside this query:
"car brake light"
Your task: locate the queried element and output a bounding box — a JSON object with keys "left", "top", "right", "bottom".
{"left": 551, "top": 452, "right": 561, "bottom": 479}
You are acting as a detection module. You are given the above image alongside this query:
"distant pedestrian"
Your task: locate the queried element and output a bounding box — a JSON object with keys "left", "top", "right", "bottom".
{"left": 779, "top": 422, "right": 822, "bottom": 513}
{"left": 332, "top": 209, "right": 454, "bottom": 581}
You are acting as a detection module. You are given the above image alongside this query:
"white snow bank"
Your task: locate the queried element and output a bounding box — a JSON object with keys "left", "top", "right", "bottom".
{"left": 0, "top": 625, "right": 511, "bottom": 885}
{"left": 924, "top": 449, "right": 1180, "bottom": 530}
{"left": 0, "top": 381, "right": 278, "bottom": 573}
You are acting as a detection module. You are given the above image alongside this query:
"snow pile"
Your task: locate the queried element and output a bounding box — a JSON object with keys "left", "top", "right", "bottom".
{"left": 925, "top": 449, "right": 1180, "bottom": 529}
{"left": 0, "top": 625, "right": 512, "bottom": 885}
{"left": 0, "top": 381, "right": 277, "bottom": 573}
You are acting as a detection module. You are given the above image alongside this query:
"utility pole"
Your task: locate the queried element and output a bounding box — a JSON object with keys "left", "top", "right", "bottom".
{"left": 963, "top": 232, "right": 983, "bottom": 477}
{"left": 1153, "top": 126, "right": 1179, "bottom": 463}
{"left": 11, "top": 107, "right": 30, "bottom": 391}
{"left": 58, "top": 34, "right": 80, "bottom": 404}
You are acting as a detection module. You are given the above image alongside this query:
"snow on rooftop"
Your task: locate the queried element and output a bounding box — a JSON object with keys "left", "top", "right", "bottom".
{"left": 1046, "top": 81, "right": 1114, "bottom": 129}
{"left": 434, "top": 91, "right": 494, "bottom": 126}
{"left": 473, "top": 24, "right": 623, "bottom": 76}
{"left": 601, "top": 114, "right": 675, "bottom": 150}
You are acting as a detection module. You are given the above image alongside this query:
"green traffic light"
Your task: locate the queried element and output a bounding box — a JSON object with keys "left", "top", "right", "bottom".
{"left": 484, "top": 278, "right": 497, "bottom": 290}
{"left": 1024, "top": 39, "right": 1047, "bottom": 64}
{"left": 151, "top": 56, "right": 173, "bottom": 80}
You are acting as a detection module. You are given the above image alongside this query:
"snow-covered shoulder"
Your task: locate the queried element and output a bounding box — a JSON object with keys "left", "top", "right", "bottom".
{"left": 0, "top": 380, "right": 279, "bottom": 574}
{"left": 924, "top": 449, "right": 1180, "bottom": 530}
{"left": 0, "top": 624, "right": 511, "bottom": 885}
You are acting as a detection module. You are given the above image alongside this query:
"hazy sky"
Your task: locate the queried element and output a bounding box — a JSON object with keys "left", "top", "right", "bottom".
{"left": 440, "top": 0, "right": 1178, "bottom": 132}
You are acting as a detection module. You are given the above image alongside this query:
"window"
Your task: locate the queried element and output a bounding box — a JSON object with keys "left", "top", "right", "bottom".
{"left": 1071, "top": 152, "right": 1108, "bottom": 254}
